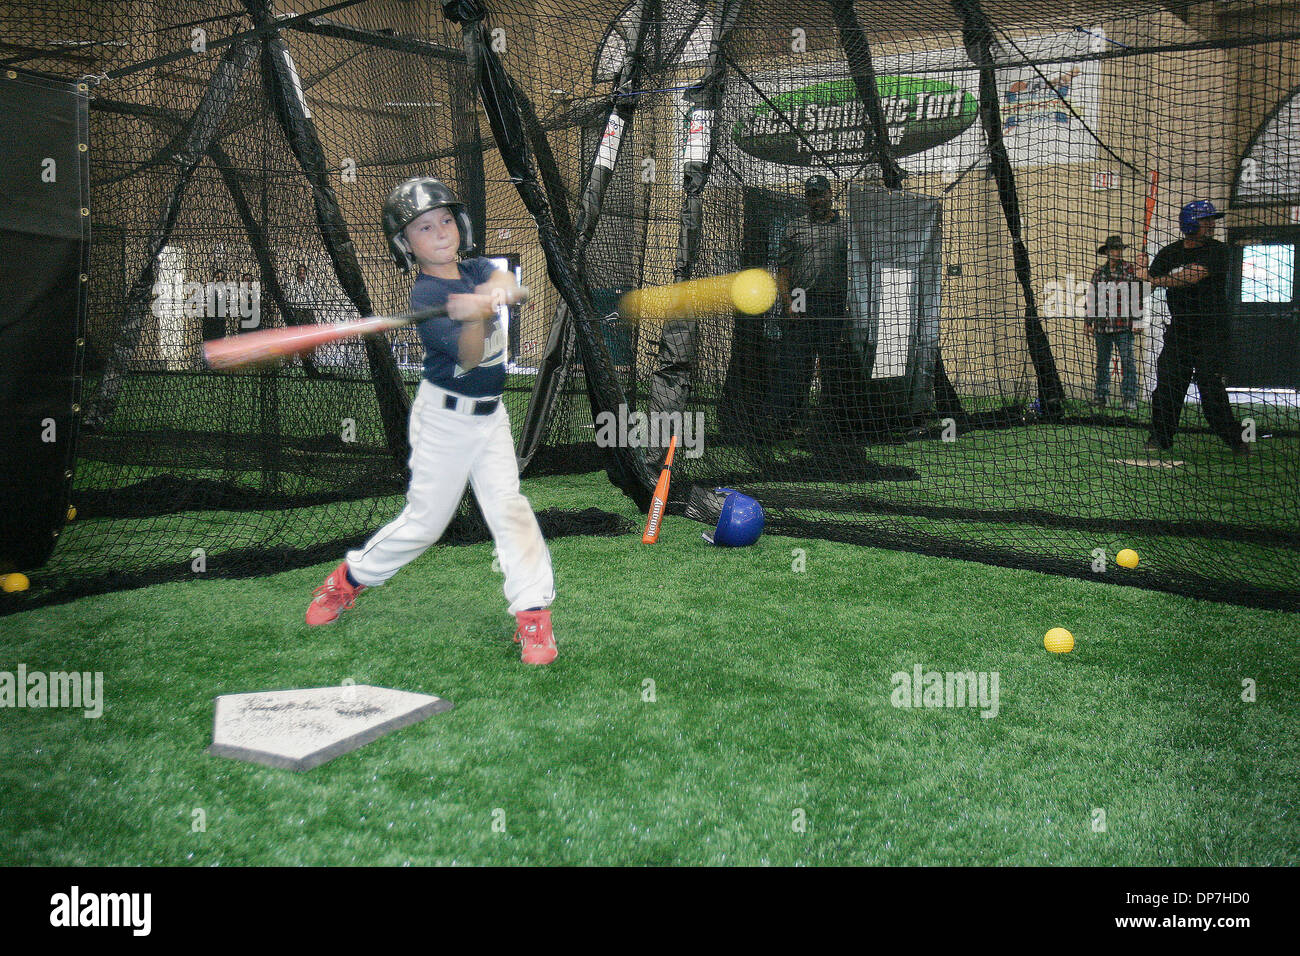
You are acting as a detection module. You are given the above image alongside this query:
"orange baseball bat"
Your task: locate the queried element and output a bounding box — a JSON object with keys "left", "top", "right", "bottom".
{"left": 641, "top": 434, "right": 678, "bottom": 544}
{"left": 1142, "top": 169, "right": 1159, "bottom": 247}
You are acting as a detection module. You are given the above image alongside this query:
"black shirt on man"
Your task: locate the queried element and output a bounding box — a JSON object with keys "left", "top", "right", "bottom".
{"left": 1148, "top": 237, "right": 1230, "bottom": 330}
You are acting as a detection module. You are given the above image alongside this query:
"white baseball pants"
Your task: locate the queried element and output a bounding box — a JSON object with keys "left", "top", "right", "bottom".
{"left": 346, "top": 380, "right": 555, "bottom": 614}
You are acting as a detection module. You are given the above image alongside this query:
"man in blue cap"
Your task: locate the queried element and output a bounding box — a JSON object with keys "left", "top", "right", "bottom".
{"left": 1135, "top": 200, "right": 1249, "bottom": 455}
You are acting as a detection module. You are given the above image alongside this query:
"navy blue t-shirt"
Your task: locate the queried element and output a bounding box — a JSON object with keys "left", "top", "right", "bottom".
{"left": 410, "top": 257, "right": 506, "bottom": 397}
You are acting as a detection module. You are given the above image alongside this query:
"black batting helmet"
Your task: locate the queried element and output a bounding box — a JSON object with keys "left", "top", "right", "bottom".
{"left": 804, "top": 174, "right": 832, "bottom": 196}
{"left": 382, "top": 177, "right": 475, "bottom": 271}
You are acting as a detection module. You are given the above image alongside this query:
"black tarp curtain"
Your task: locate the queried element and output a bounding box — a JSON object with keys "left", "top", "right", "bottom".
{"left": 0, "top": 73, "right": 89, "bottom": 570}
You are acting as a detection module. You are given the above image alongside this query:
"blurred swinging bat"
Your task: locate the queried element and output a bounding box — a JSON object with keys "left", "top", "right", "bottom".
{"left": 203, "top": 286, "right": 529, "bottom": 371}
{"left": 618, "top": 269, "right": 776, "bottom": 328}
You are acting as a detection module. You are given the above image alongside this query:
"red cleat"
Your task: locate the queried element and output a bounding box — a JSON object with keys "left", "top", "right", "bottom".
{"left": 306, "top": 562, "right": 366, "bottom": 627}
{"left": 514, "top": 609, "right": 557, "bottom": 665}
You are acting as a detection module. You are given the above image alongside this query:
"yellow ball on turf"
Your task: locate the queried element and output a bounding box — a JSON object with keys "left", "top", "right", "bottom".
{"left": 1044, "top": 627, "right": 1074, "bottom": 653}
{"left": 2, "top": 573, "right": 30, "bottom": 593}
{"left": 1116, "top": 548, "right": 1139, "bottom": 569}
{"left": 730, "top": 268, "right": 777, "bottom": 315}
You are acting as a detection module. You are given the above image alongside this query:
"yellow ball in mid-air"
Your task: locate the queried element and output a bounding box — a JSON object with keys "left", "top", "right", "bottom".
{"left": 730, "top": 268, "right": 777, "bottom": 315}
{"left": 66, "top": 506, "right": 77, "bottom": 521}
{"left": 1044, "top": 627, "right": 1074, "bottom": 654}
{"left": 2, "top": 573, "right": 30, "bottom": 593}
{"left": 1116, "top": 548, "right": 1139, "bottom": 569}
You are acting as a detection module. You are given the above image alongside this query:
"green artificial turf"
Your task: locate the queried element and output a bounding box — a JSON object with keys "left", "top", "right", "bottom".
{"left": 59, "top": 372, "right": 1298, "bottom": 599}
{"left": 2, "top": 475, "right": 1297, "bottom": 866}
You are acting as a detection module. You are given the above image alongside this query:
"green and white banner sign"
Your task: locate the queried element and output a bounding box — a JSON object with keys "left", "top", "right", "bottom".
{"left": 717, "top": 35, "right": 1098, "bottom": 183}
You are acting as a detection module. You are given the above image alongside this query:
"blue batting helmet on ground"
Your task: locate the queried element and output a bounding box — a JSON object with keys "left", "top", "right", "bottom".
{"left": 703, "top": 489, "right": 764, "bottom": 547}
{"left": 1179, "top": 199, "right": 1225, "bottom": 235}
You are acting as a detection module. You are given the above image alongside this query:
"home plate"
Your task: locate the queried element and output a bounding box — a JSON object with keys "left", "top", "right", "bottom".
{"left": 1111, "top": 458, "right": 1185, "bottom": 468}
{"left": 208, "top": 685, "right": 452, "bottom": 771}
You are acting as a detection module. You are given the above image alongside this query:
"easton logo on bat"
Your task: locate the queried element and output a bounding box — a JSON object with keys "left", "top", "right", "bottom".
{"left": 644, "top": 500, "right": 665, "bottom": 539}
{"left": 732, "top": 76, "right": 978, "bottom": 165}
{"left": 642, "top": 435, "right": 677, "bottom": 544}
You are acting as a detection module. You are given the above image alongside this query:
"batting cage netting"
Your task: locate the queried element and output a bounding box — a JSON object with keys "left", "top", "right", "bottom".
{"left": 2, "top": 0, "right": 1297, "bottom": 611}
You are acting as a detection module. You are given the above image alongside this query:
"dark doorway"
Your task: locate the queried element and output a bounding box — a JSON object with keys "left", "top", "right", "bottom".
{"left": 1227, "top": 226, "right": 1300, "bottom": 389}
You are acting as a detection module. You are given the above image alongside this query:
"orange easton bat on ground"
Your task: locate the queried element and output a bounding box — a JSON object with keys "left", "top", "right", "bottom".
{"left": 642, "top": 434, "right": 678, "bottom": 544}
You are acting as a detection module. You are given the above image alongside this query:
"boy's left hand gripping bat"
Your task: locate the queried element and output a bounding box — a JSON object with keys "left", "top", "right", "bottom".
{"left": 203, "top": 287, "right": 529, "bottom": 371}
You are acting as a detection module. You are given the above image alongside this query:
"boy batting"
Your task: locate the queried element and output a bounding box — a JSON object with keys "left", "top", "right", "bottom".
{"left": 305, "top": 177, "right": 558, "bottom": 665}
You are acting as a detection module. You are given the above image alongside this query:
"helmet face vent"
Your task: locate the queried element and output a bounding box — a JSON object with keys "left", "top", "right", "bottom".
{"left": 381, "top": 177, "right": 475, "bottom": 270}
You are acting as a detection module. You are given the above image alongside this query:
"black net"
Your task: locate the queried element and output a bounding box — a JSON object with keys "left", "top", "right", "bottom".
{"left": 513, "top": 0, "right": 1300, "bottom": 609}
{"left": 2, "top": 0, "right": 1297, "bottom": 610}
{"left": 0, "top": 0, "right": 633, "bottom": 610}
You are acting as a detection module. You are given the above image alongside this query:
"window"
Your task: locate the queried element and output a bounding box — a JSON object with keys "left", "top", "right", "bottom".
{"left": 1240, "top": 243, "right": 1294, "bottom": 303}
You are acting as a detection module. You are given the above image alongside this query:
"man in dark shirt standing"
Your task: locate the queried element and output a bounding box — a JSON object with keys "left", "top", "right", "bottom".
{"left": 770, "top": 174, "right": 852, "bottom": 437}
{"left": 1135, "top": 200, "right": 1249, "bottom": 455}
